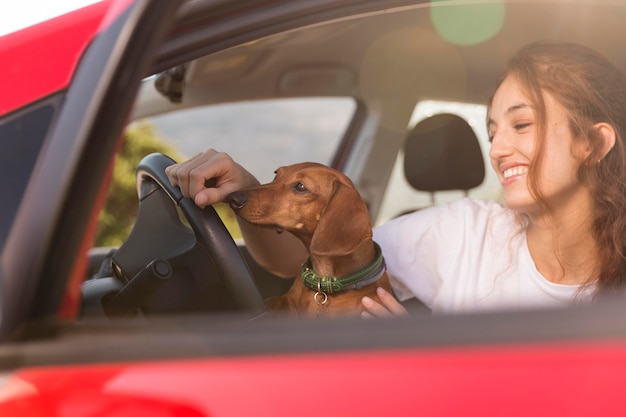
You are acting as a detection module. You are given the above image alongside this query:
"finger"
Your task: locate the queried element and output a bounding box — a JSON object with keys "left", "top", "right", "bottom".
{"left": 165, "top": 160, "right": 186, "bottom": 187}
{"left": 376, "top": 287, "right": 408, "bottom": 316}
{"left": 189, "top": 153, "right": 249, "bottom": 205}
{"left": 186, "top": 162, "right": 218, "bottom": 200}
{"left": 165, "top": 165, "right": 179, "bottom": 186}
{"left": 169, "top": 150, "right": 230, "bottom": 200}
{"left": 165, "top": 152, "right": 208, "bottom": 195}
{"left": 194, "top": 180, "right": 243, "bottom": 208}
{"left": 164, "top": 150, "right": 258, "bottom": 207}
{"left": 361, "top": 296, "right": 393, "bottom": 318}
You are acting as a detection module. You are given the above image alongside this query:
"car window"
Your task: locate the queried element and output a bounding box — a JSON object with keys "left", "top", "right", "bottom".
{"left": 85, "top": 0, "right": 626, "bottom": 322}
{"left": 0, "top": 95, "right": 61, "bottom": 250}
{"left": 94, "top": 97, "right": 356, "bottom": 247}
{"left": 147, "top": 98, "right": 356, "bottom": 183}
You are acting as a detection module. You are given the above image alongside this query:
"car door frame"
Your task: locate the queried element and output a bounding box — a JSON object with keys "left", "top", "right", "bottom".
{"left": 0, "top": 0, "right": 184, "bottom": 341}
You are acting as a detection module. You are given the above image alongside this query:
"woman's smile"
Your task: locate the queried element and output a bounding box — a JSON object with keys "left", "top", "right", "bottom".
{"left": 501, "top": 164, "right": 528, "bottom": 185}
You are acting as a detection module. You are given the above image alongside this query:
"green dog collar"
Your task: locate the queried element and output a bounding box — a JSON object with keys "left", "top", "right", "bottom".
{"left": 300, "top": 242, "right": 386, "bottom": 295}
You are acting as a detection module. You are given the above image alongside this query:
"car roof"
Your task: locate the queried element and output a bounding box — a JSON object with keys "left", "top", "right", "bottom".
{"left": 135, "top": 0, "right": 626, "bottom": 119}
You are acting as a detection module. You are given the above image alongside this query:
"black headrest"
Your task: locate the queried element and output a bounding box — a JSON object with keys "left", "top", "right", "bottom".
{"left": 403, "top": 113, "right": 485, "bottom": 192}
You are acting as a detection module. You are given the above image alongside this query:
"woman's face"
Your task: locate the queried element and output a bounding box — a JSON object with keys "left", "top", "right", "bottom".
{"left": 487, "top": 75, "right": 589, "bottom": 217}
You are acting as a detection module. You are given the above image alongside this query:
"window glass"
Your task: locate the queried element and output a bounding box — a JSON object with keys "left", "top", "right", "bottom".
{"left": 148, "top": 98, "right": 356, "bottom": 183}
{"left": 94, "top": 98, "right": 356, "bottom": 247}
{"left": 0, "top": 98, "right": 58, "bottom": 250}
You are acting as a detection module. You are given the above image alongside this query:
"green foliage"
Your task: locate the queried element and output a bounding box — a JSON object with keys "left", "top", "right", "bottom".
{"left": 94, "top": 121, "right": 241, "bottom": 247}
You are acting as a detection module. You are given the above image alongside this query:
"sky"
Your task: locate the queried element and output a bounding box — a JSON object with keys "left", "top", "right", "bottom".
{"left": 0, "top": 0, "right": 101, "bottom": 37}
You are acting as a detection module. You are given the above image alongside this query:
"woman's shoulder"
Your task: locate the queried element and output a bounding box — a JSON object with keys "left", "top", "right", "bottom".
{"left": 434, "top": 197, "right": 512, "bottom": 222}
{"left": 450, "top": 197, "right": 505, "bottom": 211}
{"left": 376, "top": 197, "right": 518, "bottom": 239}
{"left": 379, "top": 198, "right": 511, "bottom": 227}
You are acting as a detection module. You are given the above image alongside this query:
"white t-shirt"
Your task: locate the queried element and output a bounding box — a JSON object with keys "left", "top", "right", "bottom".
{"left": 373, "top": 198, "right": 594, "bottom": 314}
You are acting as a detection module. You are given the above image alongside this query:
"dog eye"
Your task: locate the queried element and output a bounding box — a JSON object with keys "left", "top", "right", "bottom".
{"left": 293, "top": 182, "right": 308, "bottom": 193}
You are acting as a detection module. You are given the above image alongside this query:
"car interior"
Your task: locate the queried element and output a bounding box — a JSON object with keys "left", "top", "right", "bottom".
{"left": 79, "top": 0, "right": 626, "bottom": 321}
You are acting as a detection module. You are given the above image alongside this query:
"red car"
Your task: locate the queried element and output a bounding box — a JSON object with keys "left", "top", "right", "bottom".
{"left": 2, "top": 0, "right": 626, "bottom": 415}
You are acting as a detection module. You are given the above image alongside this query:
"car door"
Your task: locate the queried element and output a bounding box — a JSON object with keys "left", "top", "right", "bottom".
{"left": 4, "top": 2, "right": 626, "bottom": 416}
{"left": 0, "top": 0, "right": 184, "bottom": 341}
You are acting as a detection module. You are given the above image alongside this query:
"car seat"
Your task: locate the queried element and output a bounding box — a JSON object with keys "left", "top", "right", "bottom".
{"left": 403, "top": 113, "right": 485, "bottom": 204}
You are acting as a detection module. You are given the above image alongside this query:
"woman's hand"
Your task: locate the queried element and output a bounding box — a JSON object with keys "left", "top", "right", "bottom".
{"left": 361, "top": 287, "right": 408, "bottom": 318}
{"left": 165, "top": 149, "right": 259, "bottom": 208}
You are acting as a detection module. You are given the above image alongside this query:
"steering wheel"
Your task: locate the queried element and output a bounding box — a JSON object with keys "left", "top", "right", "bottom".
{"left": 102, "top": 153, "right": 266, "bottom": 317}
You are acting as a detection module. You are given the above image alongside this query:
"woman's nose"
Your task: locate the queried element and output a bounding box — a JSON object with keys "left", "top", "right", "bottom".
{"left": 488, "top": 130, "right": 512, "bottom": 160}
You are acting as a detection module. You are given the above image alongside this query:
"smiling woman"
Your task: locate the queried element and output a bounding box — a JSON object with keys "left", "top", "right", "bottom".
{"left": 489, "top": 42, "right": 626, "bottom": 296}
{"left": 363, "top": 41, "right": 626, "bottom": 316}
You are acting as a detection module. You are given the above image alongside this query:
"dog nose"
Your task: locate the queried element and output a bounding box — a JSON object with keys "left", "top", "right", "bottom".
{"left": 226, "top": 191, "right": 248, "bottom": 210}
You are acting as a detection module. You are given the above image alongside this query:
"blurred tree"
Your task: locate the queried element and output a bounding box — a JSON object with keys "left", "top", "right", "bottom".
{"left": 94, "top": 121, "right": 241, "bottom": 247}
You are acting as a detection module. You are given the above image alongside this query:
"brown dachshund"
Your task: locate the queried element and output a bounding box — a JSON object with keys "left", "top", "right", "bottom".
{"left": 226, "top": 162, "right": 392, "bottom": 318}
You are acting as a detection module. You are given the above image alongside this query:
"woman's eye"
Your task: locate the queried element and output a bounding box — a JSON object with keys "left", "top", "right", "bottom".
{"left": 294, "top": 182, "right": 307, "bottom": 192}
{"left": 514, "top": 122, "right": 532, "bottom": 132}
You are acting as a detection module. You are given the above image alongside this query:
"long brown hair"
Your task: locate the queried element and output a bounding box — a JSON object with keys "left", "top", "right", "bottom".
{"left": 489, "top": 41, "right": 626, "bottom": 296}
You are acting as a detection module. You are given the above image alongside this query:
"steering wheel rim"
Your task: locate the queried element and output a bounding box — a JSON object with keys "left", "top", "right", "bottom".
{"left": 113, "top": 153, "right": 266, "bottom": 315}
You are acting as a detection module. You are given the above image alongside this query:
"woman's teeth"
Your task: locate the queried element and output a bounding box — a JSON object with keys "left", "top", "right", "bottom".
{"left": 503, "top": 166, "right": 527, "bottom": 179}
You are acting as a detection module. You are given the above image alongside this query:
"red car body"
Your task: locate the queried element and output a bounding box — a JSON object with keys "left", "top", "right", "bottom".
{"left": 5, "top": 342, "right": 626, "bottom": 417}
{"left": 0, "top": 1, "right": 123, "bottom": 116}
{"left": 2, "top": 1, "right": 626, "bottom": 416}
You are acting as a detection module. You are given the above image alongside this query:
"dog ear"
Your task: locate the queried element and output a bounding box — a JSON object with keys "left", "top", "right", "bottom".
{"left": 310, "top": 181, "right": 373, "bottom": 256}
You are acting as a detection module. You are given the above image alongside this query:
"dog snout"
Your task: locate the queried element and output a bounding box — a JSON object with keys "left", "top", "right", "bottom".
{"left": 226, "top": 191, "right": 248, "bottom": 210}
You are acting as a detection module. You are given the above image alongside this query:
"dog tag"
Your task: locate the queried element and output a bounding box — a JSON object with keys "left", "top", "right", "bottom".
{"left": 314, "top": 291, "right": 328, "bottom": 305}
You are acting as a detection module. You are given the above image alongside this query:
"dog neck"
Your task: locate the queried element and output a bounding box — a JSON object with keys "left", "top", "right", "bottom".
{"left": 306, "top": 235, "right": 376, "bottom": 274}
{"left": 300, "top": 240, "right": 386, "bottom": 294}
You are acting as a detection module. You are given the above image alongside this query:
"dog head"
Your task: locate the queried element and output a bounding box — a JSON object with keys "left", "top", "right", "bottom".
{"left": 227, "top": 162, "right": 372, "bottom": 257}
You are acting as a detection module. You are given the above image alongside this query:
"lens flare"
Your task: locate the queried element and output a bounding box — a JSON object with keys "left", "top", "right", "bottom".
{"left": 430, "top": 0, "right": 505, "bottom": 46}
